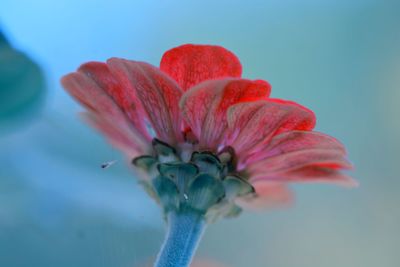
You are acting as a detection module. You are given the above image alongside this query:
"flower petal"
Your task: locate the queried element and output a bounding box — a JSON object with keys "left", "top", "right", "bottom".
{"left": 180, "top": 78, "right": 271, "bottom": 150}
{"left": 226, "top": 99, "right": 316, "bottom": 166}
{"left": 106, "top": 58, "right": 184, "bottom": 145}
{"left": 81, "top": 112, "right": 143, "bottom": 158}
{"left": 235, "top": 181, "right": 293, "bottom": 210}
{"left": 160, "top": 44, "right": 242, "bottom": 91}
{"left": 61, "top": 69, "right": 150, "bottom": 156}
{"left": 246, "top": 131, "right": 346, "bottom": 165}
{"left": 264, "top": 131, "right": 347, "bottom": 157}
{"left": 251, "top": 166, "right": 358, "bottom": 188}
{"left": 248, "top": 149, "right": 352, "bottom": 176}
{"left": 76, "top": 62, "right": 150, "bottom": 139}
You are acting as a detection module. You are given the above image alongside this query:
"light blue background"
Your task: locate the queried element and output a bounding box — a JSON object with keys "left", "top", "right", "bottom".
{"left": 1, "top": 1, "right": 399, "bottom": 266}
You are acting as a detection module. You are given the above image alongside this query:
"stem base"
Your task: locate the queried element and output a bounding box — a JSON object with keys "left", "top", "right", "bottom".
{"left": 154, "top": 208, "right": 206, "bottom": 267}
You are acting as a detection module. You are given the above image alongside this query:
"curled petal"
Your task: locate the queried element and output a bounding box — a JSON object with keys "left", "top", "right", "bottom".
{"left": 160, "top": 44, "right": 242, "bottom": 91}
{"left": 227, "top": 99, "right": 316, "bottom": 165}
{"left": 251, "top": 166, "right": 358, "bottom": 188}
{"left": 180, "top": 79, "right": 271, "bottom": 150}
{"left": 235, "top": 181, "right": 293, "bottom": 210}
{"left": 106, "top": 58, "right": 184, "bottom": 145}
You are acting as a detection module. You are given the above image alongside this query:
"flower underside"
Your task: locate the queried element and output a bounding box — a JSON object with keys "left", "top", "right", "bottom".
{"left": 61, "top": 43, "right": 357, "bottom": 267}
{"left": 61, "top": 43, "right": 356, "bottom": 215}
{"left": 134, "top": 139, "right": 254, "bottom": 222}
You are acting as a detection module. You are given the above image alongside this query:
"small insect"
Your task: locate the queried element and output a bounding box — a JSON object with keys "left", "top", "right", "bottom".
{"left": 101, "top": 160, "right": 117, "bottom": 169}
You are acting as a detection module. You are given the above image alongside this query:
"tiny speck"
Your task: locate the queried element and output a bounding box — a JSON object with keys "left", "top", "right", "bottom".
{"left": 101, "top": 160, "right": 117, "bottom": 169}
{"left": 183, "top": 194, "right": 188, "bottom": 200}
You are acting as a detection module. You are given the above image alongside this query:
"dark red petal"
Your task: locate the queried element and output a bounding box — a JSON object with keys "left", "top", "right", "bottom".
{"left": 235, "top": 181, "right": 293, "bottom": 210}
{"left": 180, "top": 78, "right": 271, "bottom": 150}
{"left": 226, "top": 99, "right": 316, "bottom": 164}
{"left": 250, "top": 166, "right": 358, "bottom": 188}
{"left": 160, "top": 44, "right": 242, "bottom": 91}
{"left": 106, "top": 58, "right": 184, "bottom": 145}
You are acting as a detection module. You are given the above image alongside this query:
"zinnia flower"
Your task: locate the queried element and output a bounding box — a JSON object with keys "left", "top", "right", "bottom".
{"left": 61, "top": 44, "right": 356, "bottom": 267}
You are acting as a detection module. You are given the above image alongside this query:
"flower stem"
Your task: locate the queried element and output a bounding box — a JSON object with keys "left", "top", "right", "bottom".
{"left": 154, "top": 208, "right": 206, "bottom": 267}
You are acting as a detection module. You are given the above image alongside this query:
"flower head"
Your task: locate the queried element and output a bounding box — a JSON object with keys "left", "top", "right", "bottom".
{"left": 62, "top": 44, "right": 356, "bottom": 219}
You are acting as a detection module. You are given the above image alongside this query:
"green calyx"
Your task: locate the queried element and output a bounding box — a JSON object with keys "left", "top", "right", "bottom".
{"left": 133, "top": 139, "right": 254, "bottom": 222}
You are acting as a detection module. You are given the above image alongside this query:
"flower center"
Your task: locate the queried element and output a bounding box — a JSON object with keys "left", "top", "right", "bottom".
{"left": 133, "top": 139, "right": 255, "bottom": 222}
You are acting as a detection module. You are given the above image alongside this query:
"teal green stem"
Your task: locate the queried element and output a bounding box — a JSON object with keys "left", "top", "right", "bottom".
{"left": 154, "top": 208, "right": 206, "bottom": 267}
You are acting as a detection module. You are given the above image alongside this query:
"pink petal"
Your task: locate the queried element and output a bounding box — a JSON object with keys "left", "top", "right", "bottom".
{"left": 251, "top": 166, "right": 358, "bottom": 188}
{"left": 160, "top": 44, "right": 242, "bottom": 91}
{"left": 81, "top": 112, "right": 144, "bottom": 158}
{"left": 77, "top": 62, "right": 150, "bottom": 140}
{"left": 248, "top": 149, "right": 352, "bottom": 175}
{"left": 246, "top": 131, "right": 351, "bottom": 173}
{"left": 106, "top": 58, "right": 184, "bottom": 145}
{"left": 264, "top": 131, "right": 347, "bottom": 157}
{"left": 180, "top": 78, "right": 271, "bottom": 150}
{"left": 226, "top": 99, "right": 316, "bottom": 165}
{"left": 61, "top": 70, "right": 150, "bottom": 156}
{"left": 235, "top": 181, "right": 293, "bottom": 210}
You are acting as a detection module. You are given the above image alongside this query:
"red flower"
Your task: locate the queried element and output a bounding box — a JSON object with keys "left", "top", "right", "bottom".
{"left": 62, "top": 44, "right": 356, "bottom": 210}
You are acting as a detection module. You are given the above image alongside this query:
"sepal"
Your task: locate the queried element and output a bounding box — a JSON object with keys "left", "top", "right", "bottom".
{"left": 187, "top": 174, "right": 225, "bottom": 213}
{"left": 152, "top": 175, "right": 180, "bottom": 212}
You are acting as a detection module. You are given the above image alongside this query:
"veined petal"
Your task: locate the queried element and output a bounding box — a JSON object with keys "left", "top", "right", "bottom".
{"left": 248, "top": 149, "right": 352, "bottom": 175}
{"left": 180, "top": 78, "right": 271, "bottom": 150}
{"left": 77, "top": 62, "right": 150, "bottom": 140}
{"left": 265, "top": 131, "right": 346, "bottom": 157}
{"left": 251, "top": 166, "right": 358, "bottom": 188}
{"left": 246, "top": 130, "right": 348, "bottom": 165}
{"left": 227, "top": 99, "right": 316, "bottom": 166}
{"left": 160, "top": 44, "right": 242, "bottom": 91}
{"left": 106, "top": 58, "right": 184, "bottom": 145}
{"left": 81, "top": 112, "right": 144, "bottom": 158}
{"left": 61, "top": 70, "right": 150, "bottom": 156}
{"left": 235, "top": 181, "right": 293, "bottom": 210}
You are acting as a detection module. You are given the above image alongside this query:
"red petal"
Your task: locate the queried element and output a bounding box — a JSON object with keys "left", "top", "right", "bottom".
{"left": 77, "top": 62, "right": 150, "bottom": 140}
{"left": 160, "top": 44, "right": 242, "bottom": 91}
{"left": 180, "top": 78, "right": 271, "bottom": 150}
{"left": 235, "top": 181, "right": 293, "bottom": 210}
{"left": 251, "top": 166, "right": 358, "bottom": 188}
{"left": 106, "top": 58, "right": 184, "bottom": 145}
{"left": 226, "top": 99, "right": 316, "bottom": 164}
{"left": 61, "top": 70, "right": 150, "bottom": 156}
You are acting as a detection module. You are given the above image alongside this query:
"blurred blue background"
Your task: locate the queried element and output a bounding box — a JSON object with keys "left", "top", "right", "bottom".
{"left": 1, "top": 1, "right": 399, "bottom": 266}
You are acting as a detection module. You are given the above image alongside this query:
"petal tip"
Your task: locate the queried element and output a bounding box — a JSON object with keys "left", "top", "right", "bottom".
{"left": 340, "top": 177, "right": 359, "bottom": 188}
{"left": 160, "top": 44, "right": 243, "bottom": 90}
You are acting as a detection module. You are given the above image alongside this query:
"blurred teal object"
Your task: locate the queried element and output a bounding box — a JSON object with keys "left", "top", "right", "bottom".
{"left": 0, "top": 30, "right": 45, "bottom": 132}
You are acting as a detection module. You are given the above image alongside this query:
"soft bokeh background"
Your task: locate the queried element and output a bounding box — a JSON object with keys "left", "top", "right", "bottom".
{"left": 1, "top": 1, "right": 399, "bottom": 266}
